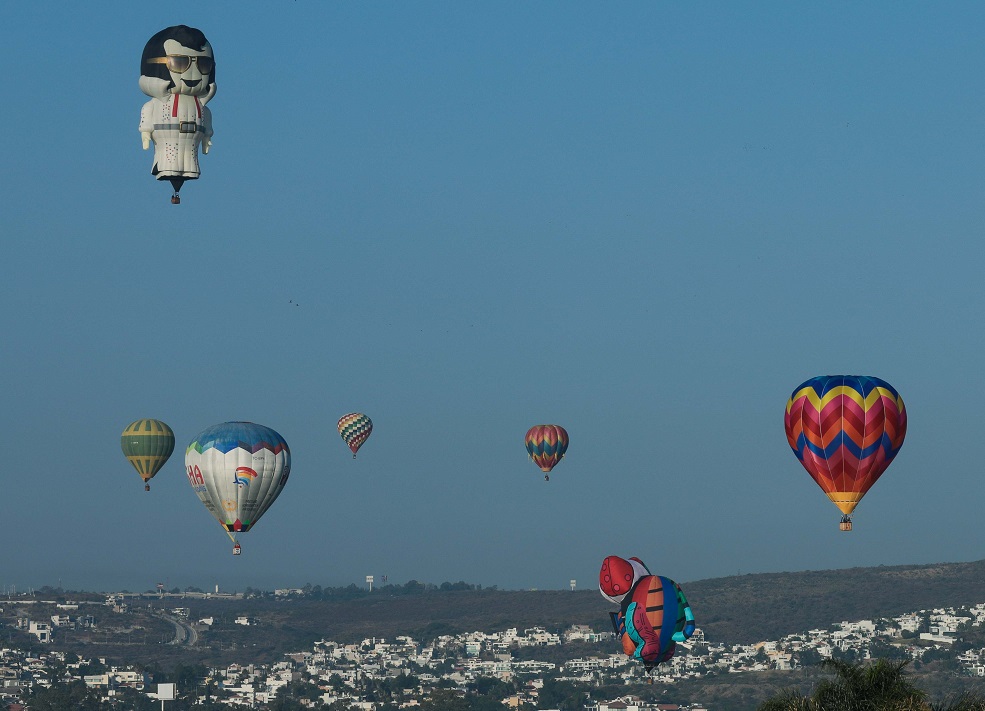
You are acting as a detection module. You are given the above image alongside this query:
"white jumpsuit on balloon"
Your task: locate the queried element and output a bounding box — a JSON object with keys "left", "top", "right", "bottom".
{"left": 139, "top": 93, "right": 213, "bottom": 180}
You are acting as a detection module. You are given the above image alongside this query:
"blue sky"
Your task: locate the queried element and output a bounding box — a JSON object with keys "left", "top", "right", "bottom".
{"left": 2, "top": 2, "right": 985, "bottom": 594}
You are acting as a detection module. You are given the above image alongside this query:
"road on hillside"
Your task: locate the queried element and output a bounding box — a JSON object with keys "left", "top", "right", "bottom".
{"left": 161, "top": 613, "right": 198, "bottom": 646}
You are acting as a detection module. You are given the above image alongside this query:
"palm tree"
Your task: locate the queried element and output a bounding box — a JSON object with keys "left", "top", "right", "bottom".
{"left": 759, "top": 658, "right": 929, "bottom": 710}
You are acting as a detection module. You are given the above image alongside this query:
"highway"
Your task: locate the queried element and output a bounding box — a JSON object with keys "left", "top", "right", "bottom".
{"left": 161, "top": 613, "right": 198, "bottom": 646}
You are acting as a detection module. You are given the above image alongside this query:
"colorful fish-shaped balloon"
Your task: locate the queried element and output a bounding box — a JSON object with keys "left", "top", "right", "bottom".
{"left": 600, "top": 556, "right": 695, "bottom": 670}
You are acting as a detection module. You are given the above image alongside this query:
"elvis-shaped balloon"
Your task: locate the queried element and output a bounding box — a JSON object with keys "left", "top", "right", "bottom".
{"left": 138, "top": 26, "right": 215, "bottom": 203}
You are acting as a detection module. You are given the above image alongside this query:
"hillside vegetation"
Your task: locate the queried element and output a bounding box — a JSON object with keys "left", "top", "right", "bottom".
{"left": 198, "top": 559, "right": 985, "bottom": 646}
{"left": 9, "top": 559, "right": 985, "bottom": 670}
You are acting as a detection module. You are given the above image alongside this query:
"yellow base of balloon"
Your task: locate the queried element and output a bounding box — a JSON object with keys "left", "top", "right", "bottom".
{"left": 826, "top": 491, "right": 865, "bottom": 515}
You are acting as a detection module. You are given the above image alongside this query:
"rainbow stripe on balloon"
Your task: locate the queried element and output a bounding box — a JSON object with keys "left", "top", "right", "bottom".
{"left": 784, "top": 375, "right": 906, "bottom": 515}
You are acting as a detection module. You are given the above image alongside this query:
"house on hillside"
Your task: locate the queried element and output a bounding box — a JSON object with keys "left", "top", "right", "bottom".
{"left": 28, "top": 622, "right": 51, "bottom": 643}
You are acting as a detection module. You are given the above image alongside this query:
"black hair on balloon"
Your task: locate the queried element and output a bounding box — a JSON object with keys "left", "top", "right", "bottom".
{"left": 140, "top": 25, "right": 215, "bottom": 91}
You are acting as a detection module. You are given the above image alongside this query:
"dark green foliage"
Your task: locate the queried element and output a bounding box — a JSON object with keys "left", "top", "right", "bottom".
{"left": 795, "top": 647, "right": 824, "bottom": 667}
{"left": 931, "top": 694, "right": 985, "bottom": 711}
{"left": 26, "top": 680, "right": 109, "bottom": 711}
{"left": 537, "top": 678, "right": 587, "bottom": 711}
{"left": 867, "top": 638, "right": 913, "bottom": 663}
{"left": 420, "top": 688, "right": 470, "bottom": 711}
{"left": 467, "top": 675, "right": 514, "bottom": 699}
{"left": 758, "top": 658, "right": 939, "bottom": 710}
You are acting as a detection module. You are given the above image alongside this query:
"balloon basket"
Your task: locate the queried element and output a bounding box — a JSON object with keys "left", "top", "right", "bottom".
{"left": 839, "top": 518, "right": 853, "bottom": 532}
{"left": 232, "top": 543, "right": 242, "bottom": 556}
{"left": 171, "top": 194, "right": 180, "bottom": 205}
{"left": 144, "top": 483, "right": 150, "bottom": 492}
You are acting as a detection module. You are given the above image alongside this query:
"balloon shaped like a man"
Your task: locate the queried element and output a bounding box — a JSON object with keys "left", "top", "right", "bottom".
{"left": 138, "top": 25, "right": 216, "bottom": 204}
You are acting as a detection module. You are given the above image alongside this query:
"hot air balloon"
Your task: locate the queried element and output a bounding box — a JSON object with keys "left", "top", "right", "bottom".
{"left": 121, "top": 419, "right": 175, "bottom": 491}
{"left": 599, "top": 555, "right": 695, "bottom": 671}
{"left": 784, "top": 375, "right": 907, "bottom": 531}
{"left": 185, "top": 422, "right": 290, "bottom": 555}
{"left": 525, "top": 425, "right": 568, "bottom": 480}
{"left": 138, "top": 25, "right": 216, "bottom": 204}
{"left": 338, "top": 413, "right": 373, "bottom": 458}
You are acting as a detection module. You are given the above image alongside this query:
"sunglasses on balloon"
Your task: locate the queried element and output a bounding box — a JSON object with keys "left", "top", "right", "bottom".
{"left": 149, "top": 54, "right": 214, "bottom": 74}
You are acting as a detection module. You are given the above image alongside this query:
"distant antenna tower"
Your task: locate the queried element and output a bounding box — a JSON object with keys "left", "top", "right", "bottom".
{"left": 366, "top": 575, "right": 374, "bottom": 592}
{"left": 570, "top": 579, "right": 576, "bottom": 591}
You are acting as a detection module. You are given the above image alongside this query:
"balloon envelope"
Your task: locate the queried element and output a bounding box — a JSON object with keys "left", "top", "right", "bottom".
{"left": 784, "top": 375, "right": 906, "bottom": 516}
{"left": 600, "top": 556, "right": 695, "bottom": 669}
{"left": 121, "top": 419, "right": 175, "bottom": 488}
{"left": 338, "top": 413, "right": 373, "bottom": 457}
{"left": 525, "top": 424, "right": 568, "bottom": 473}
{"left": 185, "top": 422, "right": 290, "bottom": 536}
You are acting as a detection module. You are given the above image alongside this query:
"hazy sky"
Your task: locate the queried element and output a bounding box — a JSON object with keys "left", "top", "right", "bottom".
{"left": 3, "top": 2, "right": 985, "bottom": 594}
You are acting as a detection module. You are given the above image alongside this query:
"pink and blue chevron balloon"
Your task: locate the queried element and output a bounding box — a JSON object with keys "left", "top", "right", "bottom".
{"left": 338, "top": 413, "right": 373, "bottom": 458}
{"left": 525, "top": 424, "right": 568, "bottom": 481}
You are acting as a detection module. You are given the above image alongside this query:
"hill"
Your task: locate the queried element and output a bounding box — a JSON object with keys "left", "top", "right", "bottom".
{"left": 687, "top": 558, "right": 985, "bottom": 642}
{"left": 9, "top": 559, "right": 985, "bottom": 669}
{"left": 195, "top": 559, "right": 985, "bottom": 646}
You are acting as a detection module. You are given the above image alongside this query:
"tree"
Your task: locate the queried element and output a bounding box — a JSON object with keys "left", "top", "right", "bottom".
{"left": 758, "top": 658, "right": 928, "bottom": 711}
{"left": 328, "top": 673, "right": 349, "bottom": 692}
{"left": 26, "top": 680, "right": 108, "bottom": 711}
{"left": 796, "top": 648, "right": 824, "bottom": 667}
{"left": 169, "top": 662, "right": 208, "bottom": 692}
{"left": 537, "top": 678, "right": 586, "bottom": 711}
{"left": 468, "top": 675, "right": 513, "bottom": 700}
{"left": 868, "top": 639, "right": 912, "bottom": 663}
{"left": 420, "top": 688, "right": 470, "bottom": 711}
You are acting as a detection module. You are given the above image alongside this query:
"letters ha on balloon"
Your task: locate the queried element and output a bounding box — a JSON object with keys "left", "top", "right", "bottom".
{"left": 185, "top": 422, "right": 290, "bottom": 555}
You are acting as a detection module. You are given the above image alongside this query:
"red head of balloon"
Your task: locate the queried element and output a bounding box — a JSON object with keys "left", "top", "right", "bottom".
{"left": 599, "top": 555, "right": 651, "bottom": 604}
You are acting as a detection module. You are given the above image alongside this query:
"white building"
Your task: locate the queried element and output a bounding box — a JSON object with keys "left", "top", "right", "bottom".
{"left": 29, "top": 622, "right": 51, "bottom": 643}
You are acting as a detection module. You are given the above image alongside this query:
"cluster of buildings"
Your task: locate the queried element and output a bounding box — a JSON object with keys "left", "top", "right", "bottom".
{"left": 5, "top": 598, "right": 985, "bottom": 708}
{"left": 0, "top": 647, "right": 152, "bottom": 708}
